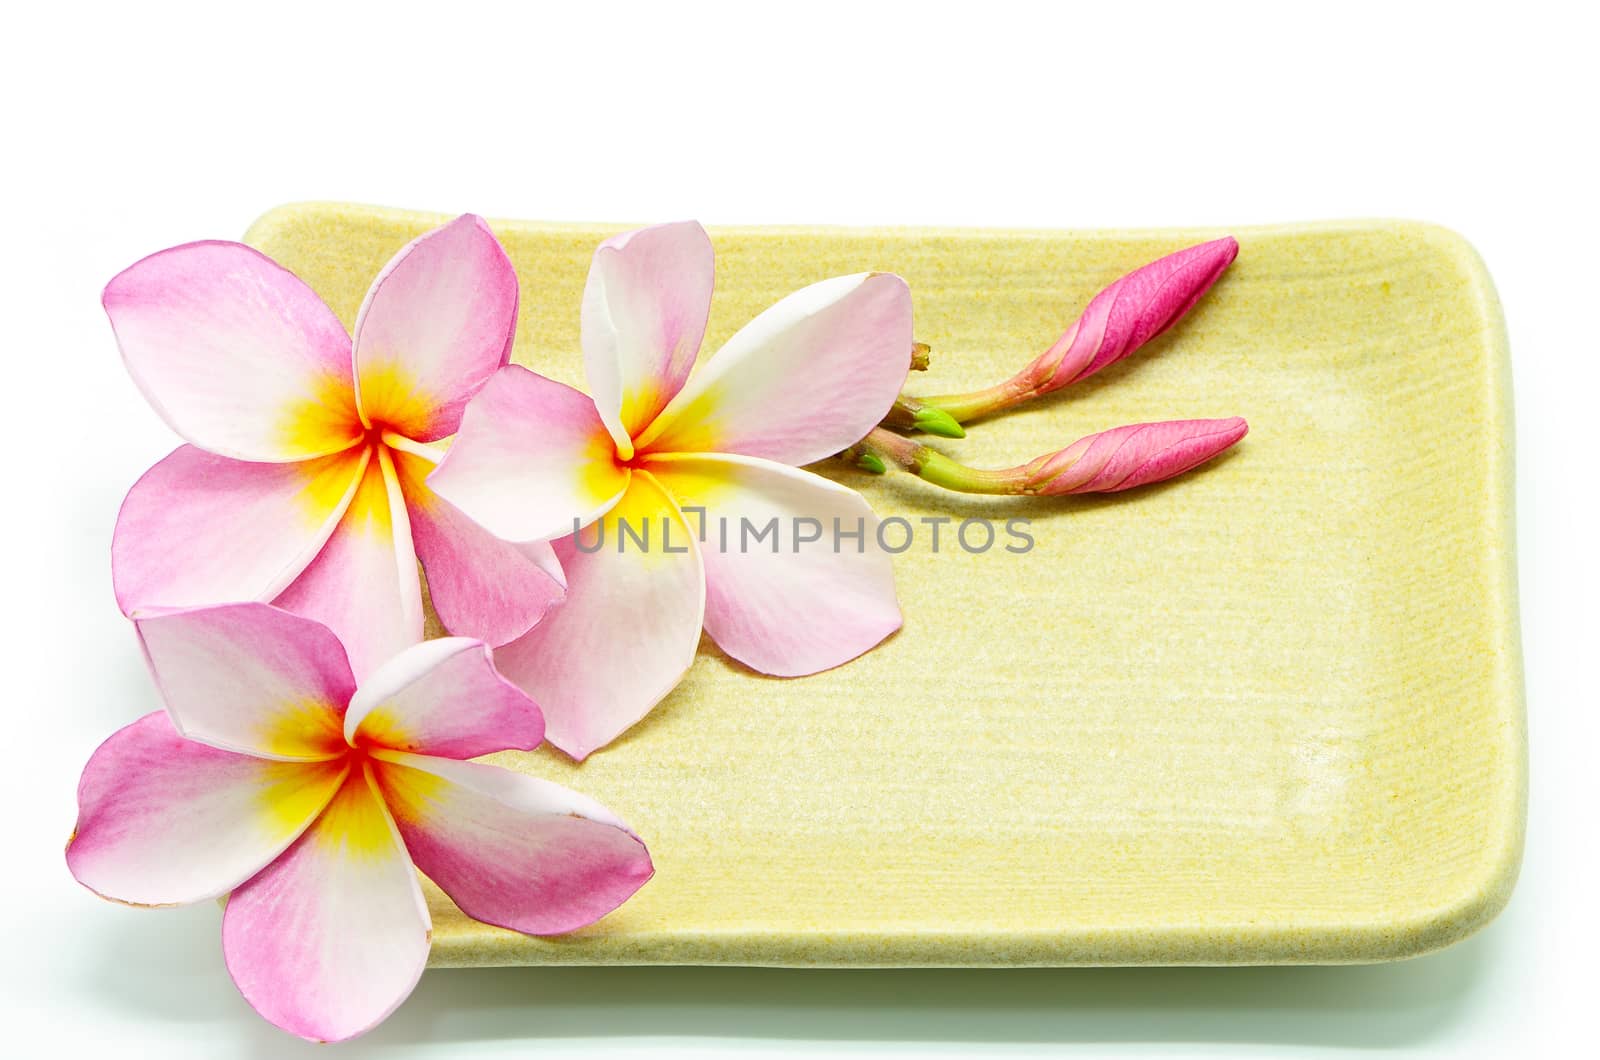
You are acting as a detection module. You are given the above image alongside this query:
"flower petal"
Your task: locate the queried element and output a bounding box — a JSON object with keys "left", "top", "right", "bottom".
{"left": 647, "top": 452, "right": 901, "bottom": 676}
{"left": 426, "top": 365, "right": 630, "bottom": 543}
{"left": 112, "top": 444, "right": 366, "bottom": 617}
{"left": 633, "top": 272, "right": 914, "bottom": 465}
{"left": 134, "top": 603, "right": 356, "bottom": 760}
{"left": 494, "top": 471, "right": 704, "bottom": 760}
{"left": 67, "top": 712, "right": 347, "bottom": 906}
{"left": 374, "top": 752, "right": 652, "bottom": 934}
{"left": 274, "top": 446, "right": 423, "bottom": 680}
{"left": 344, "top": 637, "right": 543, "bottom": 759}
{"left": 582, "top": 221, "right": 714, "bottom": 452}
{"left": 103, "top": 241, "right": 361, "bottom": 462}
{"left": 352, "top": 215, "right": 519, "bottom": 442}
{"left": 392, "top": 449, "right": 565, "bottom": 646}
{"left": 222, "top": 765, "right": 429, "bottom": 1043}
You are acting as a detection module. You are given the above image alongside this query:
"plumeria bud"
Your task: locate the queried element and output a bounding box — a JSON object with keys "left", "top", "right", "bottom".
{"left": 897, "top": 238, "right": 1239, "bottom": 430}
{"left": 1024, "top": 237, "right": 1239, "bottom": 394}
{"left": 850, "top": 419, "right": 1247, "bottom": 497}
{"left": 1020, "top": 417, "right": 1249, "bottom": 495}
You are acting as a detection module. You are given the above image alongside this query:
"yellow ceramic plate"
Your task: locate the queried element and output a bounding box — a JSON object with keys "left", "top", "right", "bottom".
{"left": 247, "top": 204, "right": 1525, "bottom": 967}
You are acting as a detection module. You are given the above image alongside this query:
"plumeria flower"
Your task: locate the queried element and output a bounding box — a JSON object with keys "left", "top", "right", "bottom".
{"left": 850, "top": 418, "right": 1249, "bottom": 495}
{"left": 428, "top": 221, "right": 914, "bottom": 759}
{"left": 106, "top": 215, "right": 564, "bottom": 678}
{"left": 67, "top": 603, "right": 653, "bottom": 1042}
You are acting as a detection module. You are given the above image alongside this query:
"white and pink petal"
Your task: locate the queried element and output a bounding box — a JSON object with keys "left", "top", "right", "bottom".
{"left": 634, "top": 272, "right": 914, "bottom": 466}
{"left": 646, "top": 452, "right": 901, "bottom": 676}
{"left": 493, "top": 472, "right": 704, "bottom": 760}
{"left": 103, "top": 240, "right": 361, "bottom": 462}
{"left": 134, "top": 603, "right": 356, "bottom": 760}
{"left": 67, "top": 712, "right": 346, "bottom": 907}
{"left": 393, "top": 450, "right": 565, "bottom": 647}
{"left": 113, "top": 444, "right": 366, "bottom": 618}
{"left": 582, "top": 221, "right": 714, "bottom": 449}
{"left": 426, "top": 365, "right": 630, "bottom": 544}
{"left": 375, "top": 752, "right": 652, "bottom": 935}
{"left": 222, "top": 765, "right": 430, "bottom": 1043}
{"left": 345, "top": 637, "right": 543, "bottom": 759}
{"left": 352, "top": 215, "right": 520, "bottom": 442}
{"left": 274, "top": 446, "right": 423, "bottom": 681}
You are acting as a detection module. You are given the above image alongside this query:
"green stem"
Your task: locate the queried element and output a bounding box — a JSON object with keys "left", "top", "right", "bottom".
{"left": 882, "top": 376, "right": 1040, "bottom": 434}
{"left": 918, "top": 377, "right": 1038, "bottom": 423}
{"left": 850, "top": 428, "right": 1025, "bottom": 495}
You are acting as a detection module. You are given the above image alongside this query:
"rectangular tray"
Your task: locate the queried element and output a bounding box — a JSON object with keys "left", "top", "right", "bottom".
{"left": 247, "top": 204, "right": 1525, "bottom": 966}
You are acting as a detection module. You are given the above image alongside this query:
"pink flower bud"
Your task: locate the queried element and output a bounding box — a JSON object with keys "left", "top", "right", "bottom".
{"left": 1022, "top": 417, "right": 1248, "bottom": 495}
{"left": 1026, "top": 237, "right": 1239, "bottom": 393}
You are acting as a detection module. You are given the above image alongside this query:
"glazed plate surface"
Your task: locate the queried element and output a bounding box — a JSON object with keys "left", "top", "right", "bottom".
{"left": 247, "top": 204, "right": 1524, "bottom": 967}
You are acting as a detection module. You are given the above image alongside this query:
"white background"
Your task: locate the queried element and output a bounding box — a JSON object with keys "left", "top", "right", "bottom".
{"left": 3, "top": 1, "right": 1593, "bottom": 1056}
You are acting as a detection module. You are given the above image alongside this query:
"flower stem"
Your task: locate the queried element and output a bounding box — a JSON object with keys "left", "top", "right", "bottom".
{"left": 918, "top": 378, "right": 1039, "bottom": 422}
{"left": 846, "top": 428, "right": 1024, "bottom": 495}
{"left": 881, "top": 376, "right": 1039, "bottom": 435}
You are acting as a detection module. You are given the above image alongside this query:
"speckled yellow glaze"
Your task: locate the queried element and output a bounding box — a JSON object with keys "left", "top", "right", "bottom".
{"left": 246, "top": 204, "right": 1525, "bottom": 967}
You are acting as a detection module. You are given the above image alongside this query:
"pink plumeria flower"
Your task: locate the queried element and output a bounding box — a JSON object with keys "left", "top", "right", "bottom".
{"left": 106, "top": 215, "right": 564, "bottom": 678}
{"left": 429, "top": 221, "right": 914, "bottom": 759}
{"left": 67, "top": 603, "right": 652, "bottom": 1043}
